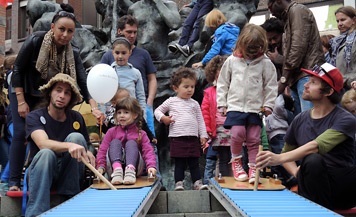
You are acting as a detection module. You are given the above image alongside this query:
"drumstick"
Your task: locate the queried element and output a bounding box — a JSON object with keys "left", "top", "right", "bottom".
{"left": 253, "top": 145, "right": 263, "bottom": 191}
{"left": 81, "top": 156, "right": 117, "bottom": 190}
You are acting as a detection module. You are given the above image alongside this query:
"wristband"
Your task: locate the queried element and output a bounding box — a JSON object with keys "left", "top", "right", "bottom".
{"left": 16, "top": 92, "right": 23, "bottom": 96}
{"left": 91, "top": 107, "right": 98, "bottom": 112}
{"left": 18, "top": 101, "right": 25, "bottom": 106}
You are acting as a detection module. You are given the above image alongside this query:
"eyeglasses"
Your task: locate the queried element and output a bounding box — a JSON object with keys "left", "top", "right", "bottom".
{"left": 58, "top": 11, "right": 75, "bottom": 19}
{"left": 311, "top": 64, "right": 335, "bottom": 87}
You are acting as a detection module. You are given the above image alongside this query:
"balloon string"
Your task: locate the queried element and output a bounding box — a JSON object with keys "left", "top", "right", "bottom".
{"left": 99, "top": 115, "right": 103, "bottom": 147}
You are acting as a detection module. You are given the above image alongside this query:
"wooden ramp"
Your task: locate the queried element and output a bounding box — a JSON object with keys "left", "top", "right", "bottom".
{"left": 208, "top": 178, "right": 341, "bottom": 217}
{"left": 40, "top": 179, "right": 161, "bottom": 217}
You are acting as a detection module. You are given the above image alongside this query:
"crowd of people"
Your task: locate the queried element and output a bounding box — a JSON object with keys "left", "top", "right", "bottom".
{"left": 1, "top": 1, "right": 356, "bottom": 216}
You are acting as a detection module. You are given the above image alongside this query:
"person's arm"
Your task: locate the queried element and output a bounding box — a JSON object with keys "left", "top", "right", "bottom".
{"left": 201, "top": 30, "right": 227, "bottom": 66}
{"left": 100, "top": 50, "right": 114, "bottom": 66}
{"left": 256, "top": 140, "right": 318, "bottom": 169}
{"left": 31, "top": 129, "right": 90, "bottom": 163}
{"left": 262, "top": 60, "right": 278, "bottom": 110}
{"left": 154, "top": 98, "right": 174, "bottom": 125}
{"left": 140, "top": 132, "right": 157, "bottom": 172}
{"left": 201, "top": 90, "right": 212, "bottom": 137}
{"left": 282, "top": 161, "right": 299, "bottom": 178}
{"left": 12, "top": 34, "right": 37, "bottom": 118}
{"left": 147, "top": 73, "right": 157, "bottom": 106}
{"left": 216, "top": 58, "right": 231, "bottom": 109}
{"left": 153, "top": 0, "right": 181, "bottom": 30}
{"left": 135, "top": 71, "right": 147, "bottom": 120}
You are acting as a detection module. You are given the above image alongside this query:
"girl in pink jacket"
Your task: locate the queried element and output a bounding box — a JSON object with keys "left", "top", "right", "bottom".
{"left": 201, "top": 55, "right": 231, "bottom": 182}
{"left": 96, "top": 97, "right": 157, "bottom": 185}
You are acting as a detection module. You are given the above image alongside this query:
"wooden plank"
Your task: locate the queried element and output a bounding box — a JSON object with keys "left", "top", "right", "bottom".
{"left": 213, "top": 177, "right": 285, "bottom": 190}
{"left": 90, "top": 176, "right": 155, "bottom": 189}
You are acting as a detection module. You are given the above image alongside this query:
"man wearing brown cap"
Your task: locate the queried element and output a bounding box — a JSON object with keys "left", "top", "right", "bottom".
{"left": 256, "top": 63, "right": 356, "bottom": 210}
{"left": 25, "top": 74, "right": 95, "bottom": 217}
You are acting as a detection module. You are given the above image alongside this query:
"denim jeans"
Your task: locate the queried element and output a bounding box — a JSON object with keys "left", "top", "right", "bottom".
{"left": 291, "top": 76, "right": 313, "bottom": 115}
{"left": 25, "top": 133, "right": 86, "bottom": 217}
{"left": 269, "top": 134, "right": 294, "bottom": 184}
{"left": 203, "top": 145, "right": 217, "bottom": 184}
{"left": 178, "top": 0, "right": 213, "bottom": 48}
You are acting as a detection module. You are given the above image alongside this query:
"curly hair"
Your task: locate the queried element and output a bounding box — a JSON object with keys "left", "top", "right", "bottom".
{"left": 170, "top": 67, "right": 196, "bottom": 88}
{"left": 204, "top": 55, "right": 229, "bottom": 83}
{"left": 261, "top": 17, "right": 284, "bottom": 34}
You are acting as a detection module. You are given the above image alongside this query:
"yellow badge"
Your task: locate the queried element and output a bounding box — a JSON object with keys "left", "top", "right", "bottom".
{"left": 73, "top": 121, "right": 80, "bottom": 130}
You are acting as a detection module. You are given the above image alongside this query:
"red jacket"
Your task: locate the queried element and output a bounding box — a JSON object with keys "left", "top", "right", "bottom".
{"left": 201, "top": 86, "right": 217, "bottom": 138}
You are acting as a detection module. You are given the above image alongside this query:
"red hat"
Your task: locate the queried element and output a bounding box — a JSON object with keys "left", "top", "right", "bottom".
{"left": 301, "top": 63, "right": 344, "bottom": 93}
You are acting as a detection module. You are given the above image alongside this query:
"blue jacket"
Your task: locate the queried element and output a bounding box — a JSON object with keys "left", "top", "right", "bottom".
{"left": 202, "top": 23, "right": 240, "bottom": 65}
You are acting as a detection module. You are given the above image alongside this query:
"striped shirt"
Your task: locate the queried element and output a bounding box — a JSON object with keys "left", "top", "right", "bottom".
{"left": 154, "top": 97, "right": 208, "bottom": 138}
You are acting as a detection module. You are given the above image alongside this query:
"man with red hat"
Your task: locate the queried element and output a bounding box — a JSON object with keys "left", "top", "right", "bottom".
{"left": 256, "top": 63, "right": 356, "bottom": 210}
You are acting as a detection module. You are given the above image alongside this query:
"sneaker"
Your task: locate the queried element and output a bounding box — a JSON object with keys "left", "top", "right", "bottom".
{"left": 248, "top": 163, "right": 261, "bottom": 184}
{"left": 176, "top": 44, "right": 191, "bottom": 57}
{"left": 231, "top": 156, "right": 248, "bottom": 181}
{"left": 123, "top": 165, "right": 136, "bottom": 185}
{"left": 168, "top": 44, "right": 178, "bottom": 53}
{"left": 111, "top": 168, "right": 123, "bottom": 185}
{"left": 193, "top": 179, "right": 208, "bottom": 190}
{"left": 174, "top": 181, "right": 184, "bottom": 191}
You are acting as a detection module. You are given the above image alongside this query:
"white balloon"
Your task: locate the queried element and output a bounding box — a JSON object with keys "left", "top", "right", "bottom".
{"left": 87, "top": 64, "right": 118, "bottom": 104}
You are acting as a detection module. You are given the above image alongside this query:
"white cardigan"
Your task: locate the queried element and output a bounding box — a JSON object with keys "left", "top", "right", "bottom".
{"left": 217, "top": 54, "right": 278, "bottom": 113}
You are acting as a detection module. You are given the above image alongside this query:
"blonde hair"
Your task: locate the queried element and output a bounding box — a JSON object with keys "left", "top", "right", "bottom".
{"left": 1, "top": 55, "right": 17, "bottom": 74}
{"left": 89, "top": 132, "right": 100, "bottom": 141}
{"left": 234, "top": 23, "right": 268, "bottom": 55}
{"left": 111, "top": 87, "right": 130, "bottom": 102}
{"left": 341, "top": 89, "right": 356, "bottom": 109}
{"left": 205, "top": 10, "right": 227, "bottom": 29}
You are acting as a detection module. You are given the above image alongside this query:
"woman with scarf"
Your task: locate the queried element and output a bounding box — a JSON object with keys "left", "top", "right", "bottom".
{"left": 8, "top": 4, "right": 102, "bottom": 191}
{"left": 330, "top": 6, "right": 356, "bottom": 90}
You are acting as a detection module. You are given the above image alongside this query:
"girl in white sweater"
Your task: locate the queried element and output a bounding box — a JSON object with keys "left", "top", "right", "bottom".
{"left": 217, "top": 24, "right": 278, "bottom": 183}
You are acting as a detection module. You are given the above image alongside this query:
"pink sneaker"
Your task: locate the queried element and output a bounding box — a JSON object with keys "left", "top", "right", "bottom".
{"left": 248, "top": 163, "right": 261, "bottom": 184}
{"left": 231, "top": 156, "right": 248, "bottom": 181}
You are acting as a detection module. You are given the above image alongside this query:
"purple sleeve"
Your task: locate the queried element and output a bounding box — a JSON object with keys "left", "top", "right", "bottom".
{"left": 96, "top": 127, "right": 114, "bottom": 169}
{"left": 140, "top": 131, "right": 157, "bottom": 170}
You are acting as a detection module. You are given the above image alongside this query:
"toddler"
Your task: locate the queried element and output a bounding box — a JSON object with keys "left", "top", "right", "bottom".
{"left": 201, "top": 55, "right": 231, "bottom": 183}
{"left": 217, "top": 24, "right": 278, "bottom": 183}
{"left": 155, "top": 67, "right": 208, "bottom": 190}
{"left": 192, "top": 9, "right": 240, "bottom": 68}
{"left": 96, "top": 97, "right": 157, "bottom": 185}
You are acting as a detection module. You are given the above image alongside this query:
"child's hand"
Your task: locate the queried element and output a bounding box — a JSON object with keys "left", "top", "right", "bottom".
{"left": 152, "top": 138, "right": 158, "bottom": 145}
{"left": 161, "top": 115, "right": 175, "bottom": 125}
{"left": 207, "top": 132, "right": 213, "bottom": 140}
{"left": 192, "top": 61, "right": 203, "bottom": 68}
{"left": 263, "top": 107, "right": 272, "bottom": 116}
{"left": 219, "top": 107, "right": 227, "bottom": 116}
{"left": 200, "top": 137, "right": 207, "bottom": 147}
{"left": 148, "top": 167, "right": 157, "bottom": 176}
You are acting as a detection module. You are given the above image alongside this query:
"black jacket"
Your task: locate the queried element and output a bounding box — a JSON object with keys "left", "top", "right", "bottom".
{"left": 12, "top": 31, "right": 91, "bottom": 102}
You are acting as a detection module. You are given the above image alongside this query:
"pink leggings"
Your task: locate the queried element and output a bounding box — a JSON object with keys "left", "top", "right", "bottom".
{"left": 230, "top": 125, "right": 261, "bottom": 164}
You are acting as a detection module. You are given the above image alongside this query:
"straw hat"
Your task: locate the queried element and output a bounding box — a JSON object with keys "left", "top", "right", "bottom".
{"left": 39, "top": 73, "right": 83, "bottom": 105}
